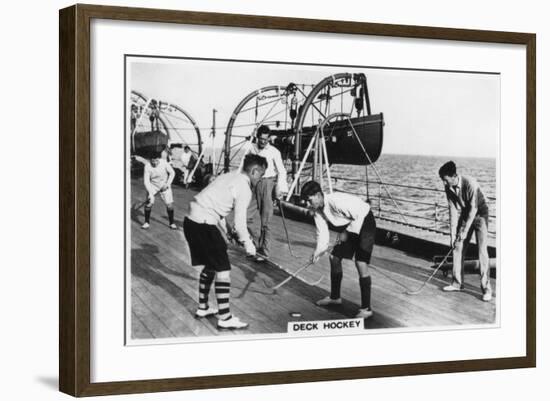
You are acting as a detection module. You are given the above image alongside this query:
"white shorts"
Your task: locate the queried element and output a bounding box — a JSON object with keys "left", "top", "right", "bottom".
{"left": 147, "top": 187, "right": 173, "bottom": 205}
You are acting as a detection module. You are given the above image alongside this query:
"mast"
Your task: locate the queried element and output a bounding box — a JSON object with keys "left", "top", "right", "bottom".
{"left": 211, "top": 108, "right": 217, "bottom": 171}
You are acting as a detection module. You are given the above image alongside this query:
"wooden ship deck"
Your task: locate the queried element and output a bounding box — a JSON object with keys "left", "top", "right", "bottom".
{"left": 129, "top": 178, "right": 496, "bottom": 341}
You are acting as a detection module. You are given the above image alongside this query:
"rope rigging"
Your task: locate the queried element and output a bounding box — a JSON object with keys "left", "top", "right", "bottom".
{"left": 345, "top": 116, "right": 409, "bottom": 224}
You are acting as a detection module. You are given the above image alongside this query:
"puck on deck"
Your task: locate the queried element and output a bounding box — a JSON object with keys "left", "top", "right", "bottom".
{"left": 290, "top": 312, "right": 302, "bottom": 318}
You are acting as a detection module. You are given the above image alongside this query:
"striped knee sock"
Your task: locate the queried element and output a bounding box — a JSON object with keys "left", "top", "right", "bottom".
{"left": 215, "top": 278, "right": 231, "bottom": 320}
{"left": 198, "top": 270, "right": 215, "bottom": 309}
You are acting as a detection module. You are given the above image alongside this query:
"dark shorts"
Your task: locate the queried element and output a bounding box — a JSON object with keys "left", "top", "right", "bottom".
{"left": 331, "top": 211, "right": 376, "bottom": 263}
{"left": 183, "top": 217, "right": 231, "bottom": 272}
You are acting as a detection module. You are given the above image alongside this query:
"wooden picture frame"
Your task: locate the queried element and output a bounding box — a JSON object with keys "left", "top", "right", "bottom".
{"left": 59, "top": 3, "right": 536, "bottom": 397}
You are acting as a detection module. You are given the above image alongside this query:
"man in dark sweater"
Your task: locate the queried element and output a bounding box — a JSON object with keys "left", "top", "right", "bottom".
{"left": 439, "top": 161, "right": 492, "bottom": 302}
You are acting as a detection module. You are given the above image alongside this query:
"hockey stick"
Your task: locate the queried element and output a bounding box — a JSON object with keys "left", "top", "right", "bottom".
{"left": 226, "top": 230, "right": 324, "bottom": 288}
{"left": 262, "top": 260, "right": 324, "bottom": 292}
{"left": 405, "top": 247, "right": 455, "bottom": 295}
{"left": 278, "top": 200, "right": 300, "bottom": 259}
{"left": 263, "top": 246, "right": 334, "bottom": 292}
{"left": 260, "top": 255, "right": 325, "bottom": 288}
{"left": 131, "top": 189, "right": 161, "bottom": 211}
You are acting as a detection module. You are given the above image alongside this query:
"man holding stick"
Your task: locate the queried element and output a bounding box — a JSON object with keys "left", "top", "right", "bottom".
{"left": 142, "top": 153, "right": 177, "bottom": 230}
{"left": 301, "top": 181, "right": 377, "bottom": 319}
{"left": 241, "top": 125, "right": 288, "bottom": 261}
{"left": 439, "top": 161, "right": 492, "bottom": 302}
{"left": 184, "top": 154, "right": 267, "bottom": 329}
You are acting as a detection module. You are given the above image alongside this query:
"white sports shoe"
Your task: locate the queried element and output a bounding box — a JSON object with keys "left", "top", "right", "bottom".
{"left": 169, "top": 223, "right": 177, "bottom": 230}
{"left": 315, "top": 296, "right": 342, "bottom": 306}
{"left": 195, "top": 306, "right": 218, "bottom": 318}
{"left": 217, "top": 316, "right": 249, "bottom": 329}
{"left": 355, "top": 308, "right": 374, "bottom": 319}
{"left": 442, "top": 284, "right": 463, "bottom": 292}
{"left": 141, "top": 222, "right": 150, "bottom": 229}
{"left": 482, "top": 289, "right": 493, "bottom": 302}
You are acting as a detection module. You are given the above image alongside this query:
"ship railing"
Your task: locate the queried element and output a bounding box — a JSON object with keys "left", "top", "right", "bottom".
{"left": 226, "top": 162, "right": 496, "bottom": 239}
{"left": 329, "top": 175, "right": 496, "bottom": 239}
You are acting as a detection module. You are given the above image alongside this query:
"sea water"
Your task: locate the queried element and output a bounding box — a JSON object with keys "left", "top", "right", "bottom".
{"left": 331, "top": 154, "right": 497, "bottom": 235}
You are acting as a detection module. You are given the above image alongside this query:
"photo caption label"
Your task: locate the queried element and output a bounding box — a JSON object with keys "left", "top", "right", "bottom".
{"left": 288, "top": 318, "right": 365, "bottom": 335}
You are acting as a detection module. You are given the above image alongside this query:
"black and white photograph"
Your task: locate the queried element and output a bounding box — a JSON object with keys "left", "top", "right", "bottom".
{"left": 1, "top": 0, "right": 544, "bottom": 399}
{"left": 126, "top": 56, "right": 498, "bottom": 343}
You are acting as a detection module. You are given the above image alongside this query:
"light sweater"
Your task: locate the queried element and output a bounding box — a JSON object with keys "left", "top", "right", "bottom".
{"left": 143, "top": 159, "right": 175, "bottom": 193}
{"left": 241, "top": 143, "right": 289, "bottom": 193}
{"left": 188, "top": 171, "right": 255, "bottom": 254}
{"left": 313, "top": 192, "right": 371, "bottom": 254}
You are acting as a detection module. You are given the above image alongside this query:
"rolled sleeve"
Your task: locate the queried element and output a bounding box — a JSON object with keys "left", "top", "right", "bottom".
{"left": 143, "top": 166, "right": 154, "bottom": 193}
{"left": 273, "top": 150, "right": 289, "bottom": 193}
{"left": 314, "top": 213, "right": 330, "bottom": 254}
{"left": 233, "top": 183, "right": 255, "bottom": 252}
{"left": 166, "top": 163, "right": 175, "bottom": 186}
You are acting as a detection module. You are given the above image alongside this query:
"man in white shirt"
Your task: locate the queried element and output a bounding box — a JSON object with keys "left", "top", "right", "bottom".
{"left": 142, "top": 154, "right": 176, "bottom": 230}
{"left": 301, "top": 180, "right": 377, "bottom": 319}
{"left": 242, "top": 125, "right": 289, "bottom": 261}
{"left": 183, "top": 154, "right": 267, "bottom": 329}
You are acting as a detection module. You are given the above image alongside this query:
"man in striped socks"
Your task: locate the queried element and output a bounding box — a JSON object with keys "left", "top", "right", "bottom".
{"left": 141, "top": 153, "right": 177, "bottom": 230}
{"left": 183, "top": 154, "right": 267, "bottom": 329}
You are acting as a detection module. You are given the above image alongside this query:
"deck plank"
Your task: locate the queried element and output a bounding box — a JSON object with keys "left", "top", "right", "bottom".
{"left": 131, "top": 288, "right": 174, "bottom": 339}
{"left": 131, "top": 311, "right": 154, "bottom": 339}
{"left": 129, "top": 178, "right": 496, "bottom": 340}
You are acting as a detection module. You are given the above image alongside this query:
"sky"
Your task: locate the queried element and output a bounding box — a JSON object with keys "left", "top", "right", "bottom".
{"left": 129, "top": 56, "right": 499, "bottom": 159}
